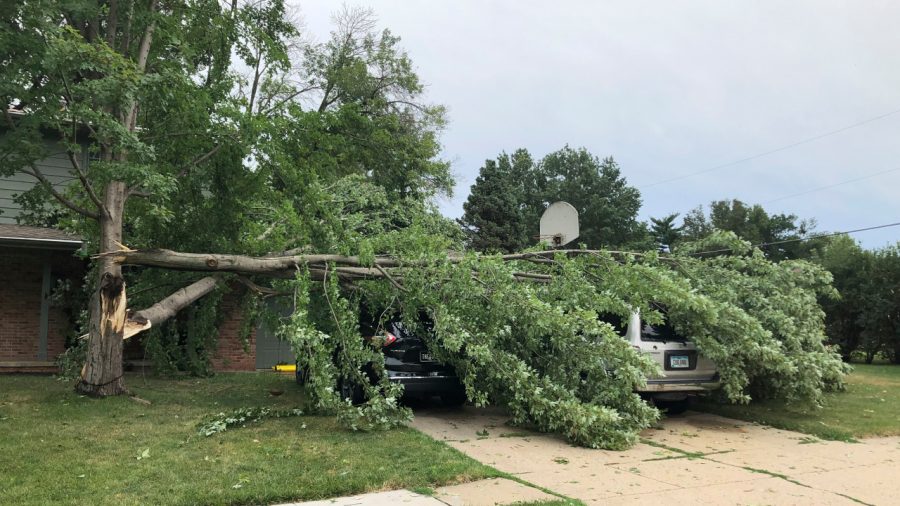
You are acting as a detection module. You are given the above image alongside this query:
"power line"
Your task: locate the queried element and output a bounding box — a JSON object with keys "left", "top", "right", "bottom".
{"left": 688, "top": 220, "right": 900, "bottom": 256}
{"left": 639, "top": 106, "right": 900, "bottom": 189}
{"left": 763, "top": 166, "right": 900, "bottom": 204}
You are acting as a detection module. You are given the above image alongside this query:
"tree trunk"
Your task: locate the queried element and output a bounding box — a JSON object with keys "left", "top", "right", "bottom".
{"left": 96, "top": 248, "right": 568, "bottom": 282}
{"left": 77, "top": 181, "right": 128, "bottom": 396}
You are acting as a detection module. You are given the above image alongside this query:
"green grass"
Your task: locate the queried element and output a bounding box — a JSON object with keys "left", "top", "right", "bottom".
{"left": 0, "top": 373, "right": 498, "bottom": 506}
{"left": 696, "top": 364, "right": 900, "bottom": 441}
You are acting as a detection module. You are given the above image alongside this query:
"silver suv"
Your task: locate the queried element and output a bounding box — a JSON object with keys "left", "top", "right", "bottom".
{"left": 624, "top": 311, "right": 720, "bottom": 413}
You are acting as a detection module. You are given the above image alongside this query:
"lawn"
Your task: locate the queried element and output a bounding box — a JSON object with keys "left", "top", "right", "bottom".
{"left": 696, "top": 363, "right": 900, "bottom": 441}
{"left": 0, "top": 373, "right": 498, "bottom": 506}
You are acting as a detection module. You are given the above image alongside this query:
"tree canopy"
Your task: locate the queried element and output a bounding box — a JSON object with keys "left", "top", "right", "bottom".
{"left": 460, "top": 146, "right": 646, "bottom": 252}
{"left": 813, "top": 237, "right": 900, "bottom": 363}
{"left": 459, "top": 149, "right": 533, "bottom": 253}
{"left": 680, "top": 200, "right": 817, "bottom": 260}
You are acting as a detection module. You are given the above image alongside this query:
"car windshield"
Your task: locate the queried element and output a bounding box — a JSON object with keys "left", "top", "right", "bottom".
{"left": 640, "top": 321, "right": 686, "bottom": 343}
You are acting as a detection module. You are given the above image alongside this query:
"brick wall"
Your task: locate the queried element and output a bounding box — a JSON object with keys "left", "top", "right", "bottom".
{"left": 0, "top": 245, "right": 256, "bottom": 372}
{"left": 0, "top": 247, "right": 83, "bottom": 365}
{"left": 209, "top": 292, "right": 256, "bottom": 371}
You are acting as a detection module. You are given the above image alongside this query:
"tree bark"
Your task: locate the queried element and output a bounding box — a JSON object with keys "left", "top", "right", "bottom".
{"left": 77, "top": 181, "right": 128, "bottom": 397}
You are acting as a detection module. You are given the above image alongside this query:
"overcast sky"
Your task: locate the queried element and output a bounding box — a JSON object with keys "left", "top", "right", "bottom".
{"left": 295, "top": 1, "right": 900, "bottom": 249}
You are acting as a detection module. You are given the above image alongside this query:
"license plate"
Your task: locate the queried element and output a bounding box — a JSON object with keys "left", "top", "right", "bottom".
{"left": 669, "top": 355, "right": 690, "bottom": 368}
{"left": 420, "top": 352, "right": 436, "bottom": 363}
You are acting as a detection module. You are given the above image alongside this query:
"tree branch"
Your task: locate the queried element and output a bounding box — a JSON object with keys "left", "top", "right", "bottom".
{"left": 374, "top": 264, "right": 405, "bottom": 292}
{"left": 260, "top": 85, "right": 319, "bottom": 116}
{"left": 67, "top": 150, "right": 104, "bottom": 209}
{"left": 106, "top": 0, "right": 119, "bottom": 47}
{"left": 176, "top": 142, "right": 226, "bottom": 178}
{"left": 235, "top": 275, "right": 291, "bottom": 298}
{"left": 120, "top": 0, "right": 134, "bottom": 53}
{"left": 124, "top": 275, "right": 222, "bottom": 339}
{"left": 247, "top": 44, "right": 263, "bottom": 117}
{"left": 126, "top": 188, "right": 152, "bottom": 198}
{"left": 125, "top": 0, "right": 158, "bottom": 130}
{"left": 21, "top": 164, "right": 100, "bottom": 220}
{"left": 135, "top": 0, "right": 158, "bottom": 73}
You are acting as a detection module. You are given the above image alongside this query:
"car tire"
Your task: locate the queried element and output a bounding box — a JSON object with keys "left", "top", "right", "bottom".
{"left": 656, "top": 398, "right": 690, "bottom": 415}
{"left": 338, "top": 379, "right": 365, "bottom": 405}
{"left": 440, "top": 391, "right": 467, "bottom": 407}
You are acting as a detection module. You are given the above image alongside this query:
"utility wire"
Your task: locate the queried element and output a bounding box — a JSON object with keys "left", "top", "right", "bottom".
{"left": 640, "top": 106, "right": 900, "bottom": 189}
{"left": 762, "top": 166, "right": 900, "bottom": 204}
{"left": 688, "top": 221, "right": 900, "bottom": 256}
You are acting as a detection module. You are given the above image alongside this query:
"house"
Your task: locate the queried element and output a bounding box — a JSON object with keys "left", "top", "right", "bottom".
{"left": 0, "top": 125, "right": 293, "bottom": 372}
{"left": 0, "top": 224, "right": 83, "bottom": 372}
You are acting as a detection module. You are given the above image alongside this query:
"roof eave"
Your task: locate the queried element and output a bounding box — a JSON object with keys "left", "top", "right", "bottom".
{"left": 0, "top": 236, "right": 83, "bottom": 250}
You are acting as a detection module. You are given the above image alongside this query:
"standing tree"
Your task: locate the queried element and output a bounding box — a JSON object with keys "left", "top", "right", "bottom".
{"left": 858, "top": 245, "right": 900, "bottom": 363}
{"left": 680, "top": 200, "right": 816, "bottom": 260}
{"left": 2, "top": 0, "right": 289, "bottom": 395}
{"left": 811, "top": 235, "right": 872, "bottom": 360}
{"left": 459, "top": 149, "right": 533, "bottom": 252}
{"left": 531, "top": 147, "right": 645, "bottom": 249}
{"left": 649, "top": 213, "right": 683, "bottom": 252}
{"left": 2, "top": 2, "right": 450, "bottom": 394}
{"left": 460, "top": 146, "right": 647, "bottom": 251}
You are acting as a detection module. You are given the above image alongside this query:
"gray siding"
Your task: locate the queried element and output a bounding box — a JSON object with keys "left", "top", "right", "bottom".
{"left": 0, "top": 140, "right": 80, "bottom": 224}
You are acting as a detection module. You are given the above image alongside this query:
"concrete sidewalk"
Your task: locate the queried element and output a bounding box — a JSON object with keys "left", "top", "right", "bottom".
{"left": 411, "top": 407, "right": 900, "bottom": 505}
{"left": 276, "top": 477, "right": 558, "bottom": 506}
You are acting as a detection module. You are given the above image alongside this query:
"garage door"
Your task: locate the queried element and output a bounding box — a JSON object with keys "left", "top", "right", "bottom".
{"left": 254, "top": 302, "right": 296, "bottom": 369}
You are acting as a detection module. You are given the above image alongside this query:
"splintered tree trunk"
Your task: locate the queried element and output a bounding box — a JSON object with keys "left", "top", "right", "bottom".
{"left": 77, "top": 181, "right": 128, "bottom": 396}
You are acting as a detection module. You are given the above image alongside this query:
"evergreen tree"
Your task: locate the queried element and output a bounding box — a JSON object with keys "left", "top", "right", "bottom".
{"left": 649, "top": 213, "right": 683, "bottom": 252}
{"left": 459, "top": 150, "right": 533, "bottom": 252}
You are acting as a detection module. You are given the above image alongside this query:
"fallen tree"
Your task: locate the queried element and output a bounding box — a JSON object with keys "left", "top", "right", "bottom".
{"left": 5, "top": 2, "right": 847, "bottom": 448}
{"left": 99, "top": 232, "right": 848, "bottom": 449}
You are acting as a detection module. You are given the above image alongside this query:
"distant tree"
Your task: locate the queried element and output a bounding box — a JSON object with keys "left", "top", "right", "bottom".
{"left": 811, "top": 235, "right": 872, "bottom": 361}
{"left": 682, "top": 206, "right": 713, "bottom": 242}
{"left": 459, "top": 150, "right": 533, "bottom": 252}
{"left": 529, "top": 147, "right": 645, "bottom": 249}
{"left": 460, "top": 146, "right": 646, "bottom": 251}
{"left": 681, "top": 200, "right": 815, "bottom": 260}
{"left": 858, "top": 245, "right": 900, "bottom": 363}
{"left": 649, "top": 213, "right": 683, "bottom": 252}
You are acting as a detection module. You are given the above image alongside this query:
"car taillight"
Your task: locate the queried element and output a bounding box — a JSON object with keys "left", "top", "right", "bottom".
{"left": 383, "top": 331, "right": 398, "bottom": 347}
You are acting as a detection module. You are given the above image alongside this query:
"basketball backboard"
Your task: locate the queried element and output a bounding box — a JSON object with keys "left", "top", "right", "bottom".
{"left": 539, "top": 201, "right": 579, "bottom": 247}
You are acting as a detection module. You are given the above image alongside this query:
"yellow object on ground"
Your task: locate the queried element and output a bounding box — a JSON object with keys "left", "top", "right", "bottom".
{"left": 273, "top": 364, "right": 296, "bottom": 372}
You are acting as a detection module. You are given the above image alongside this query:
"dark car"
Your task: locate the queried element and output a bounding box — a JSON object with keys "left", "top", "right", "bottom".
{"left": 297, "top": 316, "right": 467, "bottom": 406}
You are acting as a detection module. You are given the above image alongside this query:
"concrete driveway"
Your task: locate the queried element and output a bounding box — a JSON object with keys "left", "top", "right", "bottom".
{"left": 412, "top": 407, "right": 900, "bottom": 505}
